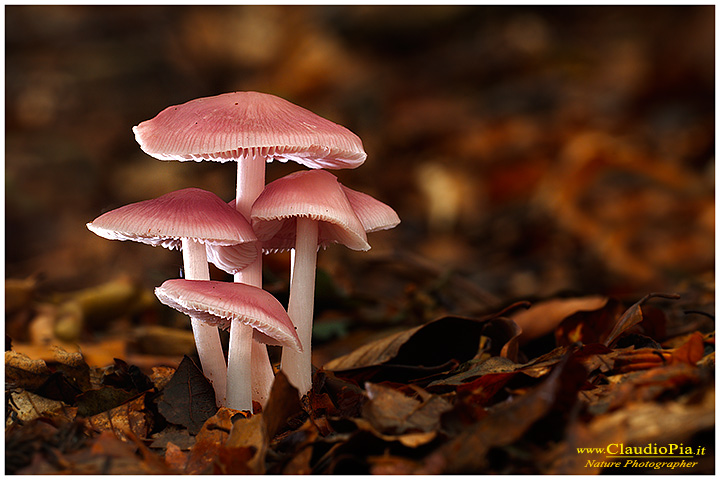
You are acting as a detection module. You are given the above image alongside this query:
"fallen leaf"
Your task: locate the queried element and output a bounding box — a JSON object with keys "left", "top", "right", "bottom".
{"left": 602, "top": 293, "right": 681, "bottom": 347}
{"left": 156, "top": 355, "right": 217, "bottom": 435}
{"left": 262, "top": 370, "right": 303, "bottom": 440}
{"left": 83, "top": 394, "right": 150, "bottom": 441}
{"left": 418, "top": 351, "right": 587, "bottom": 474}
{"left": 511, "top": 295, "right": 609, "bottom": 344}
{"left": 368, "top": 453, "right": 421, "bottom": 475}
{"left": 325, "top": 315, "right": 521, "bottom": 384}
{"left": 76, "top": 386, "right": 137, "bottom": 417}
{"left": 353, "top": 417, "right": 439, "bottom": 448}
{"left": 45, "top": 429, "right": 167, "bottom": 474}
{"left": 221, "top": 413, "right": 267, "bottom": 474}
{"left": 102, "top": 357, "right": 153, "bottom": 393}
{"left": 34, "top": 372, "right": 82, "bottom": 404}
{"left": 5, "top": 417, "right": 61, "bottom": 474}
{"left": 215, "top": 444, "right": 261, "bottom": 474}
{"left": 50, "top": 345, "right": 92, "bottom": 390}
{"left": 555, "top": 299, "right": 623, "bottom": 346}
{"left": 149, "top": 425, "right": 196, "bottom": 451}
{"left": 164, "top": 441, "right": 189, "bottom": 473}
{"left": 149, "top": 365, "right": 176, "bottom": 391}
{"left": 428, "top": 355, "right": 520, "bottom": 389}
{"left": 9, "top": 390, "right": 77, "bottom": 424}
{"left": 5, "top": 350, "right": 52, "bottom": 390}
{"left": 588, "top": 363, "right": 705, "bottom": 415}
{"left": 362, "top": 382, "right": 451, "bottom": 435}
{"left": 667, "top": 331, "right": 705, "bottom": 365}
{"left": 184, "top": 407, "right": 236, "bottom": 474}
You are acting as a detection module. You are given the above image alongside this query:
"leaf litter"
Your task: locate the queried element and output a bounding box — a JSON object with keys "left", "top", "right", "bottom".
{"left": 4, "top": 285, "right": 714, "bottom": 475}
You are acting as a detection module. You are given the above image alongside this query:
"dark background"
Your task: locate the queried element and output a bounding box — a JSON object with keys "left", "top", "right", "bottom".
{"left": 5, "top": 5, "right": 714, "bottom": 324}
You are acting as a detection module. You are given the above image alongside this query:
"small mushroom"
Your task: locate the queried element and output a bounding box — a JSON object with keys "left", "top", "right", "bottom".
{"left": 133, "top": 91, "right": 366, "bottom": 409}
{"left": 251, "top": 169, "right": 399, "bottom": 395}
{"left": 154, "top": 278, "right": 302, "bottom": 411}
{"left": 86, "top": 187, "right": 257, "bottom": 406}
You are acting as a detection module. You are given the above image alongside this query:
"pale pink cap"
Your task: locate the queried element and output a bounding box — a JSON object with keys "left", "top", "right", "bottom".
{"left": 155, "top": 279, "right": 302, "bottom": 351}
{"left": 340, "top": 185, "right": 401, "bottom": 233}
{"left": 87, "top": 188, "right": 257, "bottom": 269}
{"left": 251, "top": 170, "right": 370, "bottom": 253}
{"left": 132, "top": 91, "right": 366, "bottom": 169}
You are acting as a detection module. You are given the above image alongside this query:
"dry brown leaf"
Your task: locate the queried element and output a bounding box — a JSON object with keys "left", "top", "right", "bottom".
{"left": 83, "top": 394, "right": 150, "bottom": 441}
{"left": 222, "top": 413, "right": 267, "bottom": 474}
{"left": 511, "top": 295, "right": 609, "bottom": 343}
{"left": 354, "top": 417, "right": 439, "bottom": 448}
{"left": 184, "top": 407, "right": 236, "bottom": 474}
{"left": 369, "top": 453, "right": 422, "bottom": 475}
{"left": 149, "top": 366, "right": 176, "bottom": 391}
{"left": 362, "top": 382, "right": 451, "bottom": 435}
{"left": 5, "top": 350, "right": 53, "bottom": 390}
{"left": 164, "top": 441, "right": 189, "bottom": 473}
{"left": 325, "top": 315, "right": 521, "bottom": 383}
{"left": 9, "top": 390, "right": 77, "bottom": 424}
{"left": 262, "top": 370, "right": 303, "bottom": 440}
{"left": 667, "top": 331, "right": 705, "bottom": 365}
{"left": 418, "top": 352, "right": 585, "bottom": 474}
{"left": 51, "top": 345, "right": 91, "bottom": 390}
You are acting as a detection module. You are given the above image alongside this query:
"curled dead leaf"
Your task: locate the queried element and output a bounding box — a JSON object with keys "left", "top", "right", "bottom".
{"left": 325, "top": 315, "right": 523, "bottom": 384}
{"left": 6, "top": 350, "right": 52, "bottom": 390}
{"left": 511, "top": 295, "right": 609, "bottom": 344}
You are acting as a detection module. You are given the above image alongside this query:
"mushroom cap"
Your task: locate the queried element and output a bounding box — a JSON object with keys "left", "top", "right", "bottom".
{"left": 87, "top": 188, "right": 258, "bottom": 269}
{"left": 251, "top": 170, "right": 370, "bottom": 253}
{"left": 340, "top": 185, "right": 401, "bottom": 233}
{"left": 155, "top": 279, "right": 302, "bottom": 351}
{"left": 132, "top": 91, "right": 366, "bottom": 169}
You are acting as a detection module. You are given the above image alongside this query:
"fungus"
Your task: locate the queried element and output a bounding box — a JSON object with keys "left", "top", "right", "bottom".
{"left": 251, "top": 169, "right": 399, "bottom": 395}
{"left": 133, "top": 91, "right": 366, "bottom": 409}
{"left": 154, "top": 279, "right": 303, "bottom": 381}
{"left": 86, "top": 188, "right": 257, "bottom": 406}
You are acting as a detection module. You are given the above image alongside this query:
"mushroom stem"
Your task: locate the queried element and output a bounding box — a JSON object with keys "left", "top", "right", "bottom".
{"left": 227, "top": 151, "right": 272, "bottom": 411}
{"left": 181, "top": 238, "right": 228, "bottom": 406}
{"left": 235, "top": 151, "right": 266, "bottom": 224}
{"left": 225, "top": 314, "right": 254, "bottom": 410}
{"left": 250, "top": 342, "right": 275, "bottom": 405}
{"left": 281, "top": 216, "right": 319, "bottom": 396}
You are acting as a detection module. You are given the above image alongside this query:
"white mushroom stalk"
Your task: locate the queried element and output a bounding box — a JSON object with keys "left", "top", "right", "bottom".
{"left": 252, "top": 170, "right": 399, "bottom": 396}
{"left": 283, "top": 217, "right": 320, "bottom": 395}
{"left": 86, "top": 188, "right": 257, "bottom": 407}
{"left": 180, "top": 238, "right": 228, "bottom": 405}
{"left": 228, "top": 151, "right": 268, "bottom": 410}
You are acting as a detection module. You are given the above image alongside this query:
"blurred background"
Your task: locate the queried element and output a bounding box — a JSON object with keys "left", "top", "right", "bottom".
{"left": 5, "top": 5, "right": 715, "bottom": 363}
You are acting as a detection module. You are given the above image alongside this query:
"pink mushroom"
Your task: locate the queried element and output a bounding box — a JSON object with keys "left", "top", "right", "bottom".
{"left": 133, "top": 91, "right": 366, "bottom": 410}
{"left": 251, "top": 170, "right": 399, "bottom": 395}
{"left": 86, "top": 188, "right": 257, "bottom": 406}
{"left": 155, "top": 279, "right": 302, "bottom": 356}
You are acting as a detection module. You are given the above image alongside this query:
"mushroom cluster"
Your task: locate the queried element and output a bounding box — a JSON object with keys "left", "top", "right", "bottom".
{"left": 88, "top": 91, "right": 399, "bottom": 412}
